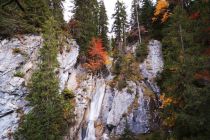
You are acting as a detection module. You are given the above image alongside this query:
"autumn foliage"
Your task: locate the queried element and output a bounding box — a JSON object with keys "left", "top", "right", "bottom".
{"left": 84, "top": 37, "right": 108, "bottom": 72}
{"left": 189, "top": 11, "right": 200, "bottom": 20}
{"left": 194, "top": 70, "right": 210, "bottom": 82}
{"left": 152, "top": 0, "right": 170, "bottom": 22}
{"left": 159, "top": 94, "right": 176, "bottom": 128}
{"left": 159, "top": 94, "right": 173, "bottom": 109}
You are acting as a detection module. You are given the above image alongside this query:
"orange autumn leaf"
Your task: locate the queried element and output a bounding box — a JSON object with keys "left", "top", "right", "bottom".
{"left": 153, "top": 0, "right": 170, "bottom": 22}
{"left": 161, "top": 11, "right": 170, "bottom": 22}
{"left": 84, "top": 37, "right": 108, "bottom": 72}
{"left": 154, "top": 0, "right": 169, "bottom": 16}
{"left": 160, "top": 94, "right": 173, "bottom": 109}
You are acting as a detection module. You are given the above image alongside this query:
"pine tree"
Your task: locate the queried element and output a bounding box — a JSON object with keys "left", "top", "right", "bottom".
{"left": 130, "top": 0, "right": 141, "bottom": 28}
{"left": 140, "top": 0, "right": 153, "bottom": 28}
{"left": 159, "top": 1, "right": 210, "bottom": 139}
{"left": 130, "top": 0, "right": 142, "bottom": 44}
{"left": 50, "top": 0, "right": 65, "bottom": 23}
{"left": 130, "top": 0, "right": 153, "bottom": 43}
{"left": 14, "top": 17, "right": 71, "bottom": 140}
{"left": 98, "top": 0, "right": 109, "bottom": 51}
{"left": 0, "top": 0, "right": 64, "bottom": 38}
{"left": 22, "top": 0, "right": 51, "bottom": 28}
{"left": 72, "top": 0, "right": 99, "bottom": 55}
{"left": 112, "top": 0, "right": 128, "bottom": 47}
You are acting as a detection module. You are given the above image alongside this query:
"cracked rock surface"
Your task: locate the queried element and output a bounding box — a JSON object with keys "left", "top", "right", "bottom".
{"left": 0, "top": 35, "right": 42, "bottom": 139}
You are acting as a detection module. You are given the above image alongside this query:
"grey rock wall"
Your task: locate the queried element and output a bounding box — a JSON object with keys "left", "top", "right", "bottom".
{"left": 0, "top": 36, "right": 163, "bottom": 140}
{"left": 0, "top": 35, "right": 42, "bottom": 139}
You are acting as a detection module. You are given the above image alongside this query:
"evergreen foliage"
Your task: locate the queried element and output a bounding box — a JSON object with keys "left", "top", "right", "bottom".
{"left": 157, "top": 1, "right": 210, "bottom": 139}
{"left": 112, "top": 53, "right": 141, "bottom": 91}
{"left": 130, "top": 0, "right": 153, "bottom": 28}
{"left": 1, "top": 0, "right": 210, "bottom": 139}
{"left": 14, "top": 71, "right": 24, "bottom": 78}
{"left": 135, "top": 43, "right": 148, "bottom": 62}
{"left": 14, "top": 17, "right": 73, "bottom": 140}
{"left": 119, "top": 123, "right": 136, "bottom": 140}
{"left": 130, "top": 0, "right": 154, "bottom": 28}
{"left": 140, "top": 0, "right": 154, "bottom": 28}
{"left": 130, "top": 0, "right": 141, "bottom": 28}
{"left": 62, "top": 88, "right": 75, "bottom": 100}
{"left": 98, "top": 0, "right": 109, "bottom": 51}
{"left": 112, "top": 0, "right": 128, "bottom": 44}
{"left": 129, "top": 0, "right": 154, "bottom": 43}
{"left": 0, "top": 0, "right": 64, "bottom": 39}
{"left": 72, "top": 0, "right": 99, "bottom": 55}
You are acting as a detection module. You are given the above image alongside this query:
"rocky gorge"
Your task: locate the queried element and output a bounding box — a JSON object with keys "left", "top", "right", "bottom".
{"left": 0, "top": 36, "right": 163, "bottom": 140}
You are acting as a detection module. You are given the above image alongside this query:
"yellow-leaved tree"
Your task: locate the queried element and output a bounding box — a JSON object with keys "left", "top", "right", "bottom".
{"left": 152, "top": 0, "right": 170, "bottom": 22}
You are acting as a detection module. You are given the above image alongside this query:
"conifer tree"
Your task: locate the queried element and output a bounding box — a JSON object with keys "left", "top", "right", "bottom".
{"left": 14, "top": 17, "right": 71, "bottom": 140}
{"left": 130, "top": 0, "right": 142, "bottom": 44}
{"left": 130, "top": 0, "right": 153, "bottom": 40}
{"left": 98, "top": 0, "right": 109, "bottom": 51}
{"left": 130, "top": 0, "right": 141, "bottom": 28}
{"left": 112, "top": 0, "right": 127, "bottom": 46}
{"left": 72, "top": 0, "right": 99, "bottom": 55}
{"left": 50, "top": 0, "right": 65, "bottom": 23}
{"left": 0, "top": 0, "right": 64, "bottom": 38}
{"left": 140, "top": 0, "right": 153, "bottom": 28}
{"left": 159, "top": 1, "right": 210, "bottom": 139}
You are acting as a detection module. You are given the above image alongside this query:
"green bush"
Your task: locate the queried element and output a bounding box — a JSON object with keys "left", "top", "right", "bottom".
{"left": 12, "top": 48, "right": 22, "bottom": 54}
{"left": 127, "top": 88, "right": 134, "bottom": 94}
{"left": 12, "top": 48, "right": 28, "bottom": 57}
{"left": 119, "top": 123, "right": 136, "bottom": 140}
{"left": 62, "top": 88, "right": 75, "bottom": 100}
{"left": 112, "top": 57, "right": 122, "bottom": 76}
{"left": 121, "top": 53, "right": 142, "bottom": 81}
{"left": 117, "top": 80, "right": 127, "bottom": 91}
{"left": 135, "top": 43, "right": 148, "bottom": 63}
{"left": 112, "top": 53, "right": 142, "bottom": 90}
{"left": 14, "top": 71, "right": 24, "bottom": 78}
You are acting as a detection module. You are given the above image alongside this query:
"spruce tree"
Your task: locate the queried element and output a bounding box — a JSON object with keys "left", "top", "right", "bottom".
{"left": 140, "top": 0, "right": 153, "bottom": 28}
{"left": 72, "top": 0, "right": 99, "bottom": 55}
{"left": 50, "top": 0, "right": 65, "bottom": 23}
{"left": 22, "top": 0, "right": 51, "bottom": 28}
{"left": 112, "top": 0, "right": 127, "bottom": 45}
{"left": 0, "top": 0, "right": 64, "bottom": 38}
{"left": 14, "top": 17, "right": 71, "bottom": 140}
{"left": 159, "top": 2, "right": 210, "bottom": 139}
{"left": 98, "top": 0, "right": 109, "bottom": 51}
{"left": 130, "top": 0, "right": 140, "bottom": 28}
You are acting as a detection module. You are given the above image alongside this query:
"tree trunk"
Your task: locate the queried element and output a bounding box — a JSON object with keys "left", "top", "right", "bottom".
{"left": 179, "top": 0, "right": 185, "bottom": 56}
{"left": 123, "top": 24, "right": 126, "bottom": 53}
{"left": 179, "top": 24, "right": 184, "bottom": 52}
{"left": 136, "top": 0, "right": 142, "bottom": 44}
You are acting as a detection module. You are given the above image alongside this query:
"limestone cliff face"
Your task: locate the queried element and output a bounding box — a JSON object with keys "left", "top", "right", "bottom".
{"left": 0, "top": 36, "right": 42, "bottom": 139}
{"left": 62, "top": 40, "right": 163, "bottom": 140}
{"left": 0, "top": 36, "right": 163, "bottom": 140}
{"left": 0, "top": 35, "right": 79, "bottom": 140}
